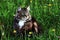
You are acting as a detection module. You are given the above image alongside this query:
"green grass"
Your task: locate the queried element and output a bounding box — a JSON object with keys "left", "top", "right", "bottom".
{"left": 0, "top": 0, "right": 60, "bottom": 40}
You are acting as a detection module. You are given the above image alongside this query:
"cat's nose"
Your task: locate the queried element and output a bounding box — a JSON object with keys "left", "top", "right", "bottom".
{"left": 22, "top": 13, "right": 24, "bottom": 16}
{"left": 17, "top": 16, "right": 21, "bottom": 19}
{"left": 17, "top": 11, "right": 20, "bottom": 13}
{"left": 22, "top": 15, "right": 26, "bottom": 17}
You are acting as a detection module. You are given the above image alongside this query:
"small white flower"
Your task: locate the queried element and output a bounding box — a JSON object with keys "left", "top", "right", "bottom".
{"left": 52, "top": 29, "right": 55, "bottom": 32}
{"left": 29, "top": 32, "right": 32, "bottom": 34}
{"left": 2, "top": 32, "right": 4, "bottom": 36}
{"left": 52, "top": 0, "right": 54, "bottom": 1}
{"left": 13, "top": 30, "right": 16, "bottom": 33}
{"left": 28, "top": 35, "right": 31, "bottom": 37}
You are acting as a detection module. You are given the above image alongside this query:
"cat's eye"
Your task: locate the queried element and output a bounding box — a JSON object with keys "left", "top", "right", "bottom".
{"left": 17, "top": 11, "right": 20, "bottom": 13}
{"left": 22, "top": 13, "right": 24, "bottom": 15}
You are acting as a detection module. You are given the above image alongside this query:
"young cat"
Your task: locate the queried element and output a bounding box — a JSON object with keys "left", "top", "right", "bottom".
{"left": 13, "top": 6, "right": 42, "bottom": 35}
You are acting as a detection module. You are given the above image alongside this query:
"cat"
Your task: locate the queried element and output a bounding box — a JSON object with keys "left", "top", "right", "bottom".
{"left": 13, "top": 6, "right": 42, "bottom": 35}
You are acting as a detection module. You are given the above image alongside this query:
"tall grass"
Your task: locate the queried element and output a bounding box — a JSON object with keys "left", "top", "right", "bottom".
{"left": 0, "top": 0, "right": 60, "bottom": 40}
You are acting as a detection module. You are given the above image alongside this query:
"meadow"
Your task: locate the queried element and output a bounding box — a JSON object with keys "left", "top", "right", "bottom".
{"left": 0, "top": 0, "right": 60, "bottom": 40}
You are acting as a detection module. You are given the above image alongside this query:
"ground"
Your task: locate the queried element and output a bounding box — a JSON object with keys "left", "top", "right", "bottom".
{"left": 0, "top": 0, "right": 60, "bottom": 40}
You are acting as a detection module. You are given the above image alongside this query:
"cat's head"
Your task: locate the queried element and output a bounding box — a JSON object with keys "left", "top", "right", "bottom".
{"left": 15, "top": 6, "right": 30, "bottom": 20}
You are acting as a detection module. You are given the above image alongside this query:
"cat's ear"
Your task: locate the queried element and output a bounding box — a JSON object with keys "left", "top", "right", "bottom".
{"left": 17, "top": 7, "right": 21, "bottom": 11}
{"left": 16, "top": 7, "right": 21, "bottom": 15}
{"left": 27, "top": 6, "right": 30, "bottom": 11}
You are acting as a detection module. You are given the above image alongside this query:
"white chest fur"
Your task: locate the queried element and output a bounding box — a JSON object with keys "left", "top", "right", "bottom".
{"left": 18, "top": 20, "right": 26, "bottom": 28}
